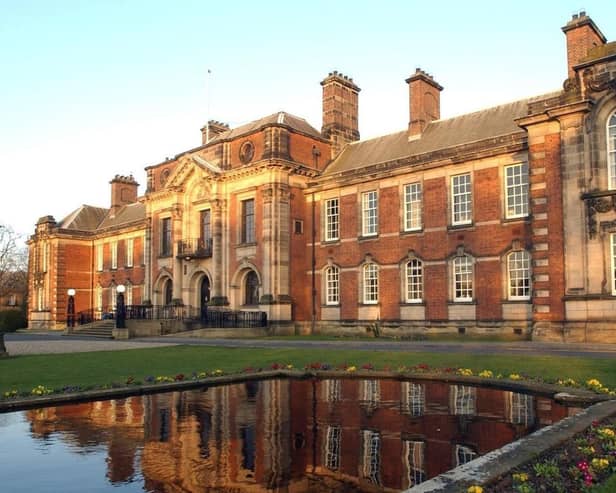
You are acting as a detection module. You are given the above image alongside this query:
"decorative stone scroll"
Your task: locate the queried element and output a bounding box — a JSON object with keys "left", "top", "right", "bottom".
{"left": 582, "top": 69, "right": 616, "bottom": 94}
{"left": 583, "top": 192, "right": 616, "bottom": 238}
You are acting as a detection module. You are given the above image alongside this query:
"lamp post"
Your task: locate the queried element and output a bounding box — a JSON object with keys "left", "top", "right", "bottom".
{"left": 116, "top": 284, "right": 126, "bottom": 329}
{"left": 67, "top": 288, "right": 76, "bottom": 330}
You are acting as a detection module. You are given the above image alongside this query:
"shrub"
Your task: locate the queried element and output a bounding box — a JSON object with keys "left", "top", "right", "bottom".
{"left": 0, "top": 309, "right": 27, "bottom": 332}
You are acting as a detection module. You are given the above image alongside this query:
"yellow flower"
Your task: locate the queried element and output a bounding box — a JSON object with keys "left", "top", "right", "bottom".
{"left": 467, "top": 486, "right": 483, "bottom": 493}
{"left": 512, "top": 472, "right": 528, "bottom": 483}
{"left": 479, "top": 370, "right": 493, "bottom": 378}
{"left": 591, "top": 458, "right": 609, "bottom": 470}
{"left": 586, "top": 378, "right": 601, "bottom": 387}
{"left": 213, "top": 369, "right": 224, "bottom": 375}
{"left": 286, "top": 364, "right": 293, "bottom": 369}
{"left": 509, "top": 373, "right": 522, "bottom": 380}
{"left": 458, "top": 368, "right": 474, "bottom": 376}
{"left": 597, "top": 427, "right": 615, "bottom": 439}
{"left": 346, "top": 366, "right": 357, "bottom": 373}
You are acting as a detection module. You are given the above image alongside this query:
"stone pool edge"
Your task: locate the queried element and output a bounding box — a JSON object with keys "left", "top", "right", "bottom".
{"left": 0, "top": 369, "right": 610, "bottom": 414}
{"left": 405, "top": 399, "right": 616, "bottom": 492}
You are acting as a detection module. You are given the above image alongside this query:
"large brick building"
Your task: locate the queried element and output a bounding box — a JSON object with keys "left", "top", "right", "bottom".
{"left": 28, "top": 13, "right": 616, "bottom": 341}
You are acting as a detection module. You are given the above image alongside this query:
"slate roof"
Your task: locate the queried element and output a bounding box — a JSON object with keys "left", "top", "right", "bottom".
{"left": 58, "top": 202, "right": 146, "bottom": 233}
{"left": 210, "top": 111, "right": 322, "bottom": 142}
{"left": 98, "top": 202, "right": 146, "bottom": 230}
{"left": 323, "top": 92, "right": 561, "bottom": 176}
{"left": 59, "top": 205, "right": 108, "bottom": 231}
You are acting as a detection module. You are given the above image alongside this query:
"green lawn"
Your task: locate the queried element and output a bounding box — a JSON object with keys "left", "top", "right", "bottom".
{"left": 1, "top": 345, "right": 615, "bottom": 394}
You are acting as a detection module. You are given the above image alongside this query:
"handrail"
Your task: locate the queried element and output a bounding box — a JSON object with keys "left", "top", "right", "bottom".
{"left": 75, "top": 304, "right": 268, "bottom": 328}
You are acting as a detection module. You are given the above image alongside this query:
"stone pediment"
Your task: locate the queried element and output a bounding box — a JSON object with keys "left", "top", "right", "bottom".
{"left": 165, "top": 155, "right": 222, "bottom": 190}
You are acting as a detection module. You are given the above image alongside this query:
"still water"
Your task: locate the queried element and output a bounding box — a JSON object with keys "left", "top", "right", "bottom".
{"left": 0, "top": 378, "right": 582, "bottom": 492}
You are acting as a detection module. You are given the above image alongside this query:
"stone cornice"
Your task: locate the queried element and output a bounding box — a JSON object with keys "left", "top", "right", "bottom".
{"left": 516, "top": 100, "right": 593, "bottom": 127}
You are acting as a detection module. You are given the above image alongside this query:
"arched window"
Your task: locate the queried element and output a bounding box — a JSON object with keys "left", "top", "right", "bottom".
{"left": 245, "top": 271, "right": 259, "bottom": 305}
{"left": 325, "top": 266, "right": 340, "bottom": 305}
{"left": 453, "top": 256, "right": 473, "bottom": 302}
{"left": 164, "top": 279, "right": 173, "bottom": 305}
{"left": 363, "top": 263, "right": 379, "bottom": 304}
{"left": 608, "top": 112, "right": 616, "bottom": 190}
{"left": 405, "top": 258, "right": 423, "bottom": 303}
{"left": 507, "top": 250, "right": 531, "bottom": 300}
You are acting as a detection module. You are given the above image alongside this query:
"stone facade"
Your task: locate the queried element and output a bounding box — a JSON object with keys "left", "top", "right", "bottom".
{"left": 27, "top": 13, "right": 616, "bottom": 341}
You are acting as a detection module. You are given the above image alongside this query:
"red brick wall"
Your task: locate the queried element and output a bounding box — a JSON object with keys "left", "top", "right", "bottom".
{"left": 304, "top": 160, "right": 534, "bottom": 324}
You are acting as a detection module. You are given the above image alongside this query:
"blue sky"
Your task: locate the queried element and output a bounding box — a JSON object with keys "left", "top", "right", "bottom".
{"left": 1, "top": 0, "right": 615, "bottom": 238}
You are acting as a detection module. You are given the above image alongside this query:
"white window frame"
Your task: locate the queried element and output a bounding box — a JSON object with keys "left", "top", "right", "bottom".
{"left": 608, "top": 112, "right": 616, "bottom": 190}
{"left": 126, "top": 238, "right": 134, "bottom": 267}
{"left": 111, "top": 241, "right": 118, "bottom": 270}
{"left": 324, "top": 198, "right": 339, "bottom": 241}
{"left": 323, "top": 379, "right": 341, "bottom": 402}
{"left": 405, "top": 258, "right": 423, "bottom": 303}
{"left": 325, "top": 265, "right": 340, "bottom": 305}
{"left": 96, "top": 244, "right": 103, "bottom": 271}
{"left": 361, "top": 379, "right": 380, "bottom": 406}
{"left": 451, "top": 385, "right": 476, "bottom": 416}
{"left": 508, "top": 250, "right": 531, "bottom": 300}
{"left": 455, "top": 444, "right": 477, "bottom": 466}
{"left": 325, "top": 425, "right": 341, "bottom": 470}
{"left": 403, "top": 440, "right": 426, "bottom": 487}
{"left": 453, "top": 256, "right": 473, "bottom": 302}
{"left": 95, "top": 286, "right": 103, "bottom": 311}
{"left": 126, "top": 282, "right": 133, "bottom": 306}
{"left": 363, "top": 263, "right": 379, "bottom": 304}
{"left": 111, "top": 286, "right": 118, "bottom": 310}
{"left": 401, "top": 382, "right": 425, "bottom": 416}
{"left": 508, "top": 392, "right": 535, "bottom": 426}
{"left": 361, "top": 190, "right": 378, "bottom": 237}
{"left": 403, "top": 182, "right": 422, "bottom": 231}
{"left": 505, "top": 163, "right": 529, "bottom": 218}
{"left": 451, "top": 173, "right": 472, "bottom": 225}
{"left": 361, "top": 430, "right": 381, "bottom": 485}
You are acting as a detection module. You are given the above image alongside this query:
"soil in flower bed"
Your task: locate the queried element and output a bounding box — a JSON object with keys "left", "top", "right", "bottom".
{"left": 485, "top": 416, "right": 616, "bottom": 493}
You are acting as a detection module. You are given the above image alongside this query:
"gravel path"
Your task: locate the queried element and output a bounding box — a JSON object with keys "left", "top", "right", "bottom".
{"left": 5, "top": 338, "right": 177, "bottom": 355}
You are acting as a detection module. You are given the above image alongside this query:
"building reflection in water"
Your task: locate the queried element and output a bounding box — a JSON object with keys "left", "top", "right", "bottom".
{"left": 26, "top": 378, "right": 581, "bottom": 492}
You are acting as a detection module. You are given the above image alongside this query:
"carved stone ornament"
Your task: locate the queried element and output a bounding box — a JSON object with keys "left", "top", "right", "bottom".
{"left": 584, "top": 194, "right": 616, "bottom": 238}
{"left": 239, "top": 140, "right": 255, "bottom": 164}
{"left": 563, "top": 76, "right": 580, "bottom": 95}
{"left": 582, "top": 69, "right": 616, "bottom": 94}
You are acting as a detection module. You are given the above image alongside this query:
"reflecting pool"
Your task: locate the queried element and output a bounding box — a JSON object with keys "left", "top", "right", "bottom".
{"left": 0, "top": 378, "right": 583, "bottom": 492}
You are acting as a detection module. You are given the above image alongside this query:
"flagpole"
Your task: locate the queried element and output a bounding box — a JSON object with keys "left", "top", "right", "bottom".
{"left": 206, "top": 69, "right": 212, "bottom": 144}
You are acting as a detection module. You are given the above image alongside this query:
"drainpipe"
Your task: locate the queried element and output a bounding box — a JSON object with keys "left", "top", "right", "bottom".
{"left": 311, "top": 192, "right": 316, "bottom": 335}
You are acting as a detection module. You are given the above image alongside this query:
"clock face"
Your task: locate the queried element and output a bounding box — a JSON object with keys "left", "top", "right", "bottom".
{"left": 239, "top": 140, "right": 255, "bottom": 164}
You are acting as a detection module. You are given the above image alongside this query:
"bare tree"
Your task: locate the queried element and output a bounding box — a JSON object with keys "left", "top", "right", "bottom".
{"left": 0, "top": 224, "right": 28, "bottom": 357}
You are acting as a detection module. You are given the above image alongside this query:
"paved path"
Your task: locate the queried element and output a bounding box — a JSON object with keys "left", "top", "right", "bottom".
{"left": 5, "top": 333, "right": 177, "bottom": 355}
{"left": 5, "top": 332, "right": 616, "bottom": 358}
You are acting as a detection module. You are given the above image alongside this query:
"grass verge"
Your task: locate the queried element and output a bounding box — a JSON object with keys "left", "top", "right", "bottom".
{"left": 1, "top": 345, "right": 615, "bottom": 394}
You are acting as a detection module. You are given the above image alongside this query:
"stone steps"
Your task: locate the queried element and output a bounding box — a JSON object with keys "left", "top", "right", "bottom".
{"left": 65, "top": 320, "right": 115, "bottom": 339}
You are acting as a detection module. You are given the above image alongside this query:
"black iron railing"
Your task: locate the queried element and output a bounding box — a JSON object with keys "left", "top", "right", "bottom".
{"left": 177, "top": 238, "right": 213, "bottom": 259}
{"left": 76, "top": 304, "right": 267, "bottom": 329}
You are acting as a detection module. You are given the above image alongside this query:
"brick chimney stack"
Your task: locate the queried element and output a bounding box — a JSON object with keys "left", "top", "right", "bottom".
{"left": 110, "top": 174, "right": 139, "bottom": 217}
{"left": 562, "top": 11, "right": 606, "bottom": 80}
{"left": 200, "top": 120, "right": 230, "bottom": 145}
{"left": 321, "top": 71, "right": 360, "bottom": 158}
{"left": 406, "top": 68, "right": 443, "bottom": 140}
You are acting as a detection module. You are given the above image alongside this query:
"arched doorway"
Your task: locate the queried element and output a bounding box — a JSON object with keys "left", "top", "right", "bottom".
{"left": 164, "top": 279, "right": 173, "bottom": 305}
{"left": 200, "top": 276, "right": 210, "bottom": 320}
{"left": 244, "top": 271, "right": 259, "bottom": 306}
